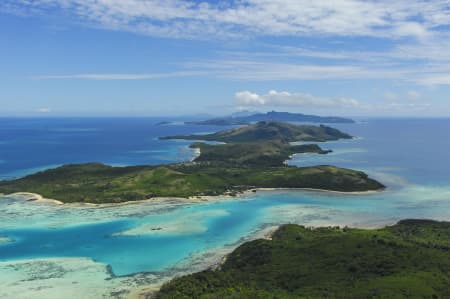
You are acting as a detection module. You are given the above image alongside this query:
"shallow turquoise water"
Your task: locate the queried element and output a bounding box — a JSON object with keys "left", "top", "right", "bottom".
{"left": 1, "top": 118, "right": 450, "bottom": 279}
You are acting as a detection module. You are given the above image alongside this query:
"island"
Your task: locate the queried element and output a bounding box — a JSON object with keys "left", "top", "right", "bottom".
{"left": 0, "top": 121, "right": 383, "bottom": 204}
{"left": 156, "top": 219, "right": 450, "bottom": 299}
{"left": 155, "top": 121, "right": 172, "bottom": 126}
{"left": 185, "top": 111, "right": 355, "bottom": 126}
{"left": 163, "top": 122, "right": 347, "bottom": 166}
{"left": 161, "top": 121, "right": 353, "bottom": 143}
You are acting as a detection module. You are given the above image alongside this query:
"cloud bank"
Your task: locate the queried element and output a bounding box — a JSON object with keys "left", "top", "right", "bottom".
{"left": 235, "top": 90, "right": 360, "bottom": 108}
{"left": 234, "top": 90, "right": 432, "bottom": 115}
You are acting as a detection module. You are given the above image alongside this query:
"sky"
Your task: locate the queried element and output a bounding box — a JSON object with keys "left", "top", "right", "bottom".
{"left": 1, "top": 0, "right": 450, "bottom": 117}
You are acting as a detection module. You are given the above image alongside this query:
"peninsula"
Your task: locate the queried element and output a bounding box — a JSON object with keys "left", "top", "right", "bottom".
{"left": 0, "top": 122, "right": 383, "bottom": 204}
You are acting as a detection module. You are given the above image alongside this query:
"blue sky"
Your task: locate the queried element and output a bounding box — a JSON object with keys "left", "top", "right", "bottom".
{"left": 1, "top": 0, "right": 450, "bottom": 117}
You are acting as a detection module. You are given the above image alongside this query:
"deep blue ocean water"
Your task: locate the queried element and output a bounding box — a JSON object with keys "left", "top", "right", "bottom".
{"left": 0, "top": 117, "right": 225, "bottom": 179}
{"left": 291, "top": 119, "right": 450, "bottom": 185}
{"left": 1, "top": 117, "right": 450, "bottom": 278}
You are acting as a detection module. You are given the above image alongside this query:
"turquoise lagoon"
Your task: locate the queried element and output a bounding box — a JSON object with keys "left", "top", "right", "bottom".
{"left": 1, "top": 118, "right": 450, "bottom": 298}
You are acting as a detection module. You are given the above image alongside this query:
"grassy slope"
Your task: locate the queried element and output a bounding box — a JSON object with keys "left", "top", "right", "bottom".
{"left": 161, "top": 121, "right": 353, "bottom": 143}
{"left": 157, "top": 219, "right": 450, "bottom": 299}
{"left": 0, "top": 163, "right": 383, "bottom": 203}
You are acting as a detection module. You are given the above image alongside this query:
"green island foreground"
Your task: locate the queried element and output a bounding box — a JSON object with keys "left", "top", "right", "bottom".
{"left": 0, "top": 121, "right": 383, "bottom": 203}
{"left": 156, "top": 219, "right": 450, "bottom": 299}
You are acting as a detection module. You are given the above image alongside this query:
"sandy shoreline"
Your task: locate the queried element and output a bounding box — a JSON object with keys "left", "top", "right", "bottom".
{"left": 2, "top": 186, "right": 382, "bottom": 208}
{"left": 3, "top": 192, "right": 229, "bottom": 207}
{"left": 6, "top": 192, "right": 65, "bottom": 205}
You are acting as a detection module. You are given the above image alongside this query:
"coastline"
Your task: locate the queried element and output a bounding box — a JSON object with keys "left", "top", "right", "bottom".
{"left": 3, "top": 185, "right": 383, "bottom": 207}
{"left": 8, "top": 192, "right": 65, "bottom": 205}
{"left": 3, "top": 186, "right": 383, "bottom": 207}
{"left": 247, "top": 187, "right": 384, "bottom": 196}
{"left": 127, "top": 217, "right": 398, "bottom": 299}
{"left": 126, "top": 224, "right": 281, "bottom": 299}
{"left": 4, "top": 192, "right": 227, "bottom": 207}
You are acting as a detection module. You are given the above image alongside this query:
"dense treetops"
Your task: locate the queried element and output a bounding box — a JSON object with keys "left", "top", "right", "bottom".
{"left": 0, "top": 164, "right": 383, "bottom": 203}
{"left": 157, "top": 219, "right": 450, "bottom": 299}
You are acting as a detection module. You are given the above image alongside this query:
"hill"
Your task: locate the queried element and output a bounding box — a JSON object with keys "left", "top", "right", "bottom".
{"left": 190, "top": 142, "right": 331, "bottom": 167}
{"left": 0, "top": 163, "right": 383, "bottom": 203}
{"left": 157, "top": 219, "right": 450, "bottom": 299}
{"left": 161, "top": 121, "right": 353, "bottom": 143}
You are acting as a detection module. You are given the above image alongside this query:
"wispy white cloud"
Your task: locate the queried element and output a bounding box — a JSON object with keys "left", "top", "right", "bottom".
{"left": 7, "top": 1, "right": 450, "bottom": 85}
{"left": 33, "top": 56, "right": 450, "bottom": 85}
{"left": 187, "top": 36, "right": 450, "bottom": 84}
{"left": 2, "top": 1, "right": 450, "bottom": 39}
{"left": 36, "top": 107, "right": 51, "bottom": 113}
{"left": 33, "top": 59, "right": 445, "bottom": 84}
{"left": 34, "top": 71, "right": 206, "bottom": 80}
{"left": 384, "top": 92, "right": 398, "bottom": 101}
{"left": 373, "top": 101, "right": 432, "bottom": 112}
{"left": 407, "top": 90, "right": 421, "bottom": 101}
{"left": 416, "top": 74, "right": 450, "bottom": 85}
{"left": 384, "top": 90, "right": 426, "bottom": 103}
{"left": 184, "top": 59, "right": 409, "bottom": 81}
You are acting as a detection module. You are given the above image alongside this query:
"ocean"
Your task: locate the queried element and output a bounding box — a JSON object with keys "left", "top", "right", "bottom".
{"left": 1, "top": 117, "right": 450, "bottom": 299}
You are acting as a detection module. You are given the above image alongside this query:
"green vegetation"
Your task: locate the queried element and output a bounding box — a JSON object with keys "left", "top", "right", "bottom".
{"left": 0, "top": 163, "right": 382, "bottom": 203}
{"left": 186, "top": 111, "right": 355, "bottom": 125}
{"left": 182, "top": 122, "right": 339, "bottom": 167}
{"left": 190, "top": 142, "right": 331, "bottom": 167}
{"left": 161, "top": 121, "right": 353, "bottom": 143}
{"left": 157, "top": 219, "right": 450, "bottom": 299}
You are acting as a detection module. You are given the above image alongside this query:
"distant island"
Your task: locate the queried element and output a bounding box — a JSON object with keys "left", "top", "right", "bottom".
{"left": 0, "top": 121, "right": 382, "bottom": 204}
{"left": 162, "top": 121, "right": 353, "bottom": 143}
{"left": 156, "top": 219, "right": 450, "bottom": 299}
{"left": 185, "top": 111, "right": 355, "bottom": 126}
{"left": 155, "top": 121, "right": 172, "bottom": 126}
